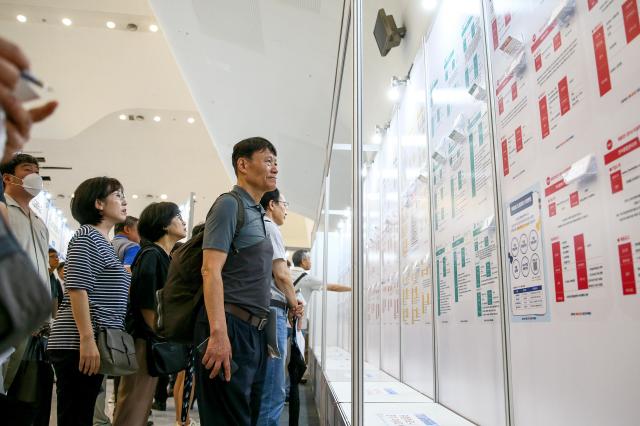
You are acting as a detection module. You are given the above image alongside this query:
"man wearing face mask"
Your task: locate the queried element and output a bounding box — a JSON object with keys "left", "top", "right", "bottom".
{"left": 0, "top": 153, "right": 52, "bottom": 425}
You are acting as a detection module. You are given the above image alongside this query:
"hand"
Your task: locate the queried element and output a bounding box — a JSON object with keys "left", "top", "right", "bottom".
{"left": 78, "top": 335, "right": 100, "bottom": 375}
{"left": 0, "top": 37, "right": 58, "bottom": 164}
{"left": 0, "top": 37, "right": 30, "bottom": 140}
{"left": 3, "top": 101, "right": 57, "bottom": 164}
{"left": 294, "top": 301, "right": 304, "bottom": 318}
{"left": 202, "top": 329, "right": 232, "bottom": 381}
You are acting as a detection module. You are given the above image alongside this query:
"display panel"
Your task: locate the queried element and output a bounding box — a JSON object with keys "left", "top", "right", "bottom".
{"left": 378, "top": 119, "right": 401, "bottom": 379}
{"left": 397, "top": 48, "right": 435, "bottom": 398}
{"left": 485, "top": 0, "right": 640, "bottom": 424}
{"left": 424, "top": 1, "right": 507, "bottom": 424}
{"left": 364, "top": 161, "right": 382, "bottom": 368}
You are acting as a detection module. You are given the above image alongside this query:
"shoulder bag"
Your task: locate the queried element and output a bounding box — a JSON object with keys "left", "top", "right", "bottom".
{"left": 96, "top": 327, "right": 138, "bottom": 376}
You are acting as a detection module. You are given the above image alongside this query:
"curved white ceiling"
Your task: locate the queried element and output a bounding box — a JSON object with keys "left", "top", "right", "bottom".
{"left": 149, "top": 0, "right": 344, "bottom": 219}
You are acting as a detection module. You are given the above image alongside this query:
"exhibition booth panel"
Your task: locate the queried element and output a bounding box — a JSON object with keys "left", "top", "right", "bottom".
{"left": 310, "top": 0, "right": 640, "bottom": 425}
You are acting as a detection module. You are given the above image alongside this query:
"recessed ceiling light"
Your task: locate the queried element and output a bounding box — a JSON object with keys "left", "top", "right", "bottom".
{"left": 149, "top": 24, "right": 159, "bottom": 32}
{"left": 187, "top": 117, "right": 195, "bottom": 124}
{"left": 62, "top": 17, "right": 72, "bottom": 26}
{"left": 153, "top": 116, "right": 161, "bottom": 122}
{"left": 16, "top": 15, "right": 27, "bottom": 23}
{"left": 160, "top": 194, "right": 168, "bottom": 200}
{"left": 132, "top": 194, "right": 139, "bottom": 199}
{"left": 118, "top": 114, "right": 127, "bottom": 120}
{"left": 106, "top": 21, "right": 116, "bottom": 29}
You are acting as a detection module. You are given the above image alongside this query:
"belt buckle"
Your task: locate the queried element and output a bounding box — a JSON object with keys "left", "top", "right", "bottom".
{"left": 257, "top": 317, "right": 268, "bottom": 331}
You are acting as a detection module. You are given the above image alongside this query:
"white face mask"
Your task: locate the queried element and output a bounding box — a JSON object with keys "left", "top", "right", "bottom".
{"left": 12, "top": 173, "right": 44, "bottom": 197}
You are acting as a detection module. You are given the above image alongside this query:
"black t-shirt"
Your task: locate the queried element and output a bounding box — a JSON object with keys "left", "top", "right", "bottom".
{"left": 0, "top": 180, "right": 5, "bottom": 204}
{"left": 128, "top": 241, "right": 170, "bottom": 339}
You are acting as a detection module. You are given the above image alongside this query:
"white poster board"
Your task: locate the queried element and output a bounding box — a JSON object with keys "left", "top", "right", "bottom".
{"left": 365, "top": 162, "right": 382, "bottom": 368}
{"left": 485, "top": 0, "right": 640, "bottom": 424}
{"left": 398, "top": 48, "right": 435, "bottom": 398}
{"left": 378, "top": 118, "right": 401, "bottom": 379}
{"left": 424, "top": 1, "right": 507, "bottom": 424}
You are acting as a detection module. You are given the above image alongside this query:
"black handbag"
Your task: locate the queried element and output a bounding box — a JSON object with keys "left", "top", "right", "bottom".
{"left": 146, "top": 335, "right": 188, "bottom": 377}
{"left": 287, "top": 318, "right": 307, "bottom": 384}
{"left": 0, "top": 216, "right": 51, "bottom": 353}
{"left": 7, "top": 334, "right": 52, "bottom": 403}
{"left": 96, "top": 327, "right": 138, "bottom": 376}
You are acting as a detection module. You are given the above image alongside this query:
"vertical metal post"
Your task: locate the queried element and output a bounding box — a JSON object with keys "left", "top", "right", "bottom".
{"left": 352, "top": 0, "right": 364, "bottom": 424}
{"left": 322, "top": 176, "right": 330, "bottom": 372}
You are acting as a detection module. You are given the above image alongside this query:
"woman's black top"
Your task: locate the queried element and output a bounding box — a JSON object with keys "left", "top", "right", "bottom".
{"left": 128, "top": 241, "right": 170, "bottom": 339}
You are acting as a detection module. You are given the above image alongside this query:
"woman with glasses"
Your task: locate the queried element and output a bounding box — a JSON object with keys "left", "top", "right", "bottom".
{"left": 113, "top": 202, "right": 187, "bottom": 426}
{"left": 48, "top": 177, "right": 130, "bottom": 426}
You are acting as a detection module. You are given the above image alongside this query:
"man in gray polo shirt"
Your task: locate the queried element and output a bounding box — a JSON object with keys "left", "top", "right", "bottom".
{"left": 197, "top": 137, "right": 278, "bottom": 426}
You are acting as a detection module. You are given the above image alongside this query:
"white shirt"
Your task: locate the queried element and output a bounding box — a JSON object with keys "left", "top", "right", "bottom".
{"left": 5, "top": 194, "right": 49, "bottom": 287}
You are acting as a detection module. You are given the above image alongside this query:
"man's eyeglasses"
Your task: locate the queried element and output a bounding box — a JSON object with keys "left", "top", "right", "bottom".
{"left": 278, "top": 201, "right": 289, "bottom": 208}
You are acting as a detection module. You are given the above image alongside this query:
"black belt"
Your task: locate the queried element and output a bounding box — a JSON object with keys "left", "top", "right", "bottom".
{"left": 270, "top": 299, "right": 288, "bottom": 311}
{"left": 224, "top": 303, "right": 268, "bottom": 331}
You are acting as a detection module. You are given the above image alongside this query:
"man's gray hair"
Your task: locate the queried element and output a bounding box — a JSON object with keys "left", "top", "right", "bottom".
{"left": 292, "top": 249, "right": 310, "bottom": 267}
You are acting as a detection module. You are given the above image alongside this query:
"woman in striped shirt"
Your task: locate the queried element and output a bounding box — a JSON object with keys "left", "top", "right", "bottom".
{"left": 48, "top": 177, "right": 131, "bottom": 426}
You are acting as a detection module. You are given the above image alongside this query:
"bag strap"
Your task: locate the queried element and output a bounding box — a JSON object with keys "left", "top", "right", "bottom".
{"left": 216, "top": 191, "right": 245, "bottom": 255}
{"left": 130, "top": 244, "right": 156, "bottom": 270}
{"left": 293, "top": 272, "right": 307, "bottom": 287}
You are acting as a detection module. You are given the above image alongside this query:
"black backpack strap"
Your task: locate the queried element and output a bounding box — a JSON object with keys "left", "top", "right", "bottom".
{"left": 221, "top": 191, "right": 245, "bottom": 255}
{"left": 293, "top": 272, "right": 307, "bottom": 287}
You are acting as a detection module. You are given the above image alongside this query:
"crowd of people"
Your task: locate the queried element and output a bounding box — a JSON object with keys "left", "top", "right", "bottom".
{"left": 0, "top": 36, "right": 351, "bottom": 426}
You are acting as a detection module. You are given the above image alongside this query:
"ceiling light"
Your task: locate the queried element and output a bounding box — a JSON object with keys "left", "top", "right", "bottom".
{"left": 16, "top": 15, "right": 27, "bottom": 23}
{"left": 160, "top": 194, "right": 168, "bottom": 200}
{"left": 118, "top": 114, "right": 127, "bottom": 120}
{"left": 192, "top": 195, "right": 197, "bottom": 200}
{"left": 149, "top": 24, "right": 159, "bottom": 32}
{"left": 153, "top": 116, "right": 161, "bottom": 122}
{"left": 132, "top": 194, "right": 139, "bottom": 199}
{"left": 187, "top": 117, "right": 195, "bottom": 124}
{"left": 62, "top": 18, "right": 72, "bottom": 26}
{"left": 388, "top": 76, "right": 408, "bottom": 102}
{"left": 106, "top": 21, "right": 116, "bottom": 29}
{"left": 422, "top": 0, "right": 438, "bottom": 11}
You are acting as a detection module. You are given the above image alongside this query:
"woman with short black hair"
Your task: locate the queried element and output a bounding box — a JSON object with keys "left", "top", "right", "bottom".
{"left": 48, "top": 177, "right": 131, "bottom": 426}
{"left": 113, "top": 202, "right": 187, "bottom": 426}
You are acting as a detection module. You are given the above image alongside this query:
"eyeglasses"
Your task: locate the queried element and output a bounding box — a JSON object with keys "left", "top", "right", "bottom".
{"left": 111, "top": 191, "right": 126, "bottom": 201}
{"left": 278, "top": 200, "right": 289, "bottom": 208}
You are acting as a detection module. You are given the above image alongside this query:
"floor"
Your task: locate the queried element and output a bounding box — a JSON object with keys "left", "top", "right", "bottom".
{"left": 50, "top": 377, "right": 320, "bottom": 426}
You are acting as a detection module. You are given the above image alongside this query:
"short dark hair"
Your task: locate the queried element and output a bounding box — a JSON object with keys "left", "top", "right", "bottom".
{"left": 48, "top": 247, "right": 58, "bottom": 254}
{"left": 114, "top": 216, "right": 139, "bottom": 234}
{"left": 71, "top": 177, "right": 123, "bottom": 225}
{"left": 138, "top": 202, "right": 180, "bottom": 242}
{"left": 292, "top": 249, "right": 309, "bottom": 267}
{"left": 260, "top": 188, "right": 280, "bottom": 211}
{"left": 191, "top": 222, "right": 205, "bottom": 236}
{"left": 231, "top": 137, "right": 277, "bottom": 175}
{"left": 0, "top": 153, "right": 39, "bottom": 176}
{"left": 56, "top": 261, "right": 65, "bottom": 271}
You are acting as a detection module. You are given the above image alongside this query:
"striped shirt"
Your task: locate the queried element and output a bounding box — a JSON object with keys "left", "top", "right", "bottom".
{"left": 48, "top": 225, "right": 131, "bottom": 350}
